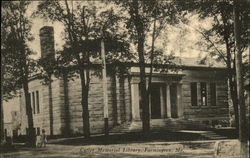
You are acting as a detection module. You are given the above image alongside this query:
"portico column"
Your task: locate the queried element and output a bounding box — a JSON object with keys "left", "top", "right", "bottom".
{"left": 131, "top": 83, "right": 140, "bottom": 120}
{"left": 115, "top": 75, "right": 121, "bottom": 124}
{"left": 160, "top": 86, "right": 165, "bottom": 118}
{"left": 177, "top": 84, "right": 183, "bottom": 118}
{"left": 166, "top": 84, "right": 171, "bottom": 118}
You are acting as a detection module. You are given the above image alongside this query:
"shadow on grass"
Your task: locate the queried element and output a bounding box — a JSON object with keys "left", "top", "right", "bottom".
{"left": 0, "top": 144, "right": 32, "bottom": 154}
{"left": 211, "top": 128, "right": 239, "bottom": 139}
{"left": 50, "top": 128, "right": 238, "bottom": 146}
{"left": 1, "top": 128, "right": 238, "bottom": 152}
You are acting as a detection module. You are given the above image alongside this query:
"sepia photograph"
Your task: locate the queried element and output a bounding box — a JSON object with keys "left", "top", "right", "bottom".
{"left": 1, "top": 0, "right": 249, "bottom": 157}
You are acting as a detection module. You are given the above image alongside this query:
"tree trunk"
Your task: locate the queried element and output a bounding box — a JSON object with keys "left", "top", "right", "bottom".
{"left": 233, "top": 1, "right": 248, "bottom": 157}
{"left": 138, "top": 31, "right": 150, "bottom": 133}
{"left": 0, "top": 56, "right": 5, "bottom": 144}
{"left": 228, "top": 67, "right": 239, "bottom": 131}
{"left": 48, "top": 75, "right": 54, "bottom": 136}
{"left": 21, "top": 46, "right": 35, "bottom": 146}
{"left": 132, "top": 0, "right": 150, "bottom": 134}
{"left": 147, "top": 15, "right": 157, "bottom": 110}
{"left": 229, "top": 76, "right": 239, "bottom": 130}
{"left": 23, "top": 78, "right": 35, "bottom": 146}
{"left": 224, "top": 26, "right": 239, "bottom": 132}
{"left": 79, "top": 68, "right": 90, "bottom": 138}
{"left": 62, "top": 71, "right": 70, "bottom": 136}
{"left": 0, "top": 92, "right": 3, "bottom": 144}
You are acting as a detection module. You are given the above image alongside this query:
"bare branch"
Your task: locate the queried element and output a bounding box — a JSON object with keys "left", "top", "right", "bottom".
{"left": 195, "top": 28, "right": 228, "bottom": 63}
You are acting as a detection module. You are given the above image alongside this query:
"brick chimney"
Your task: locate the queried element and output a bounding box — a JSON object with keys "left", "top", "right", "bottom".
{"left": 39, "top": 26, "right": 55, "bottom": 60}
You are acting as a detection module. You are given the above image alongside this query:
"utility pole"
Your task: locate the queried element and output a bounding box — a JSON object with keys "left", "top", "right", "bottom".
{"left": 101, "top": 36, "right": 109, "bottom": 136}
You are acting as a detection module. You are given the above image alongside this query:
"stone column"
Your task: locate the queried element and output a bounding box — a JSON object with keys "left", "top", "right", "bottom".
{"left": 131, "top": 83, "right": 140, "bottom": 120}
{"left": 124, "top": 77, "right": 132, "bottom": 121}
{"left": 166, "top": 84, "right": 171, "bottom": 118}
{"left": 115, "top": 75, "right": 121, "bottom": 124}
{"left": 160, "top": 86, "right": 165, "bottom": 118}
{"left": 177, "top": 84, "right": 183, "bottom": 118}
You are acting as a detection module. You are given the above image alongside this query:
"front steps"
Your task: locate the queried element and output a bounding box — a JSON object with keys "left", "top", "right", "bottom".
{"left": 110, "top": 119, "right": 229, "bottom": 140}
{"left": 199, "top": 131, "right": 228, "bottom": 139}
{"left": 110, "top": 118, "right": 210, "bottom": 134}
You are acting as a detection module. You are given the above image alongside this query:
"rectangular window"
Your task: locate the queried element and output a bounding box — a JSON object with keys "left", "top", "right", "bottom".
{"left": 37, "top": 127, "right": 40, "bottom": 136}
{"left": 13, "top": 129, "right": 18, "bottom": 137}
{"left": 28, "top": 93, "right": 31, "bottom": 114}
{"left": 36, "top": 91, "right": 40, "bottom": 113}
{"left": 200, "top": 82, "right": 207, "bottom": 106}
{"left": 191, "top": 82, "right": 197, "bottom": 106}
{"left": 5, "top": 129, "right": 7, "bottom": 137}
{"left": 32, "top": 92, "right": 35, "bottom": 114}
{"left": 210, "top": 83, "right": 216, "bottom": 106}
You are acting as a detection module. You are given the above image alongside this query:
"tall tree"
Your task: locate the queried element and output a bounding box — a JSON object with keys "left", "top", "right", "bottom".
{"left": 116, "top": 0, "right": 181, "bottom": 133}
{"left": 233, "top": 0, "right": 248, "bottom": 156}
{"left": 1, "top": 2, "right": 6, "bottom": 143}
{"left": 174, "top": 0, "right": 249, "bottom": 132}
{"left": 0, "top": 47, "right": 4, "bottom": 144}
{"left": 1, "top": 1, "right": 36, "bottom": 146}
{"left": 35, "top": 0, "right": 129, "bottom": 137}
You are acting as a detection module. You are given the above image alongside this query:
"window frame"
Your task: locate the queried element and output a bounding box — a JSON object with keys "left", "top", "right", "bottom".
{"left": 200, "top": 82, "right": 207, "bottom": 106}
{"left": 32, "top": 92, "right": 36, "bottom": 114}
{"left": 36, "top": 91, "right": 40, "bottom": 114}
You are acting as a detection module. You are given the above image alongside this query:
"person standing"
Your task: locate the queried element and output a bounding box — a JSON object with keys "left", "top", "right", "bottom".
{"left": 40, "top": 129, "right": 47, "bottom": 147}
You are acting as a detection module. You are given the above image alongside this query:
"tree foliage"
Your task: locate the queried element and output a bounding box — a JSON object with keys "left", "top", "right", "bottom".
{"left": 115, "top": 0, "right": 184, "bottom": 133}
{"left": 174, "top": 0, "right": 249, "bottom": 63}
{"left": 1, "top": 1, "right": 36, "bottom": 146}
{"left": 174, "top": 0, "right": 250, "bottom": 142}
{"left": 34, "top": 0, "right": 132, "bottom": 137}
{"left": 1, "top": 1, "right": 37, "bottom": 100}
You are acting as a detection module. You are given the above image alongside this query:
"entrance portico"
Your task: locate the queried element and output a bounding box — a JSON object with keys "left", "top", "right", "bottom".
{"left": 130, "top": 74, "right": 184, "bottom": 121}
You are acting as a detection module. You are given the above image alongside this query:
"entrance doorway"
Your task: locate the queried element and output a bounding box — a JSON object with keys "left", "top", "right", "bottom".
{"left": 150, "top": 84, "right": 162, "bottom": 119}
{"left": 170, "top": 83, "right": 178, "bottom": 118}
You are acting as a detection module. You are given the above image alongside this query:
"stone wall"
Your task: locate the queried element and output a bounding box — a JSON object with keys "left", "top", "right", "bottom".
{"left": 19, "top": 79, "right": 45, "bottom": 134}
{"left": 65, "top": 70, "right": 131, "bottom": 135}
{"left": 19, "top": 76, "right": 63, "bottom": 135}
{"left": 18, "top": 68, "right": 131, "bottom": 136}
{"left": 181, "top": 69, "right": 229, "bottom": 121}
{"left": 17, "top": 66, "right": 229, "bottom": 135}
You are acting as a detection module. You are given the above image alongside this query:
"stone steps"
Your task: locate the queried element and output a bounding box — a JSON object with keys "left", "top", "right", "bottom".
{"left": 110, "top": 119, "right": 228, "bottom": 140}
{"left": 199, "top": 131, "right": 228, "bottom": 140}
{"left": 110, "top": 119, "right": 210, "bottom": 133}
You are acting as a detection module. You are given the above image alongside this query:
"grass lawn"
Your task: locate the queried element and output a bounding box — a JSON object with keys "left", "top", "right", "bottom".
{"left": 1, "top": 128, "right": 242, "bottom": 158}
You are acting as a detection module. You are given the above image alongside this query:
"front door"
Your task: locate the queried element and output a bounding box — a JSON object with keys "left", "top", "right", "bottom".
{"left": 151, "top": 84, "right": 161, "bottom": 119}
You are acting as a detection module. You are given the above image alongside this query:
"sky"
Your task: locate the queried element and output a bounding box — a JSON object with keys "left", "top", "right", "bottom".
{"left": 25, "top": 1, "right": 209, "bottom": 60}
{"left": 26, "top": 1, "right": 65, "bottom": 59}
